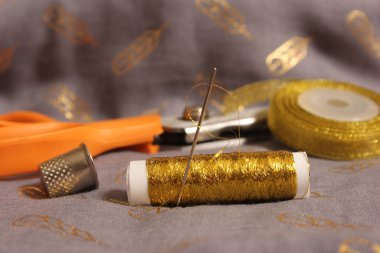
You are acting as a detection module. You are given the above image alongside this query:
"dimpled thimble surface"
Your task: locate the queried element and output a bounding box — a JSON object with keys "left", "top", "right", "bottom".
{"left": 40, "top": 143, "right": 98, "bottom": 198}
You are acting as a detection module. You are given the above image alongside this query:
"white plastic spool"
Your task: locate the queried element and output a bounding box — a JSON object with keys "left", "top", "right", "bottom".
{"left": 297, "top": 87, "right": 379, "bottom": 122}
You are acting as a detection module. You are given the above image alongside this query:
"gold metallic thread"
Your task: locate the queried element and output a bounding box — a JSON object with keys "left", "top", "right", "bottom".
{"left": 147, "top": 151, "right": 297, "bottom": 206}
{"left": 193, "top": 72, "right": 225, "bottom": 112}
{"left": 109, "top": 198, "right": 169, "bottom": 220}
{"left": 268, "top": 80, "right": 380, "bottom": 160}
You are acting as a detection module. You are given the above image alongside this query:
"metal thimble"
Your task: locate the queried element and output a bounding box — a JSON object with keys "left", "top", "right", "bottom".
{"left": 39, "top": 143, "right": 99, "bottom": 198}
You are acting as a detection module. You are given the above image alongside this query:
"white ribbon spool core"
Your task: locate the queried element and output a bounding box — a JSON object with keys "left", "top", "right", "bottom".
{"left": 297, "top": 88, "right": 379, "bottom": 122}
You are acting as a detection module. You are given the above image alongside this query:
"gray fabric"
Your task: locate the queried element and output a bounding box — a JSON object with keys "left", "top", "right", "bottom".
{"left": 0, "top": 0, "right": 379, "bottom": 118}
{"left": 1, "top": 144, "right": 380, "bottom": 253}
{"left": 1, "top": 0, "right": 380, "bottom": 252}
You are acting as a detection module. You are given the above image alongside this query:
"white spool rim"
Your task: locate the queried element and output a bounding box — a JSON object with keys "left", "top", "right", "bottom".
{"left": 297, "top": 87, "right": 379, "bottom": 122}
{"left": 126, "top": 160, "right": 150, "bottom": 206}
{"left": 293, "top": 152, "right": 310, "bottom": 198}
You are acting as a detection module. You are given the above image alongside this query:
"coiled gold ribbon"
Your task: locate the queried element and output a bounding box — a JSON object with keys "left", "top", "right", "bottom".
{"left": 147, "top": 151, "right": 297, "bottom": 206}
{"left": 268, "top": 80, "right": 380, "bottom": 160}
{"left": 223, "top": 79, "right": 289, "bottom": 114}
{"left": 224, "top": 79, "right": 380, "bottom": 160}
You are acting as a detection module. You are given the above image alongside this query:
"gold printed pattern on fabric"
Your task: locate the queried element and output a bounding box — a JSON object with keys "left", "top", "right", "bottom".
{"left": 48, "top": 84, "right": 93, "bottom": 122}
{"left": 147, "top": 151, "right": 297, "bottom": 206}
{"left": 338, "top": 237, "right": 380, "bottom": 253}
{"left": 0, "top": 45, "right": 16, "bottom": 74}
{"left": 268, "top": 80, "right": 380, "bottom": 160}
{"left": 114, "top": 168, "right": 127, "bottom": 184}
{"left": 17, "top": 184, "right": 47, "bottom": 199}
{"left": 158, "top": 238, "right": 212, "bottom": 253}
{"left": 329, "top": 160, "right": 379, "bottom": 174}
{"left": 309, "top": 191, "right": 325, "bottom": 198}
{"left": 112, "top": 23, "right": 168, "bottom": 76}
{"left": 12, "top": 215, "right": 103, "bottom": 244}
{"left": 278, "top": 213, "right": 371, "bottom": 230}
{"left": 346, "top": 10, "right": 380, "bottom": 59}
{"left": 223, "top": 79, "right": 289, "bottom": 114}
{"left": 161, "top": 240, "right": 194, "bottom": 253}
{"left": 128, "top": 206, "right": 170, "bottom": 221}
{"left": 43, "top": 4, "right": 98, "bottom": 47}
{"left": 195, "top": 0, "right": 253, "bottom": 40}
{"left": 266, "top": 36, "right": 312, "bottom": 76}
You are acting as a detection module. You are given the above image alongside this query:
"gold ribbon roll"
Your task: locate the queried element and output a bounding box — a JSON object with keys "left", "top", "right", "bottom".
{"left": 268, "top": 80, "right": 380, "bottom": 160}
{"left": 223, "top": 79, "right": 290, "bottom": 114}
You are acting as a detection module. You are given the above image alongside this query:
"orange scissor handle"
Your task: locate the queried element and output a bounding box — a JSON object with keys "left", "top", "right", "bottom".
{"left": 0, "top": 111, "right": 56, "bottom": 126}
{"left": 0, "top": 111, "right": 162, "bottom": 178}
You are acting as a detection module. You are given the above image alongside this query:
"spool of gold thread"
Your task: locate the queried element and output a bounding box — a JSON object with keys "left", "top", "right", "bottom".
{"left": 268, "top": 80, "right": 380, "bottom": 160}
{"left": 126, "top": 151, "right": 310, "bottom": 206}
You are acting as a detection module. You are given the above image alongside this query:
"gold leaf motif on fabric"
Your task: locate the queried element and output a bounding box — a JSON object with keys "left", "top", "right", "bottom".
{"left": 128, "top": 206, "right": 170, "bottom": 220}
{"left": 112, "top": 23, "right": 168, "bottom": 76}
{"left": 278, "top": 213, "right": 371, "bottom": 230}
{"left": 266, "top": 36, "right": 312, "bottom": 76}
{"left": 47, "top": 84, "right": 93, "bottom": 122}
{"left": 195, "top": 0, "right": 253, "bottom": 40}
{"left": 0, "top": 45, "right": 16, "bottom": 74}
{"left": 338, "top": 237, "right": 380, "bottom": 253}
{"left": 12, "top": 215, "right": 104, "bottom": 245}
{"left": 329, "top": 160, "right": 379, "bottom": 174}
{"left": 309, "top": 191, "right": 325, "bottom": 198}
{"left": 43, "top": 4, "right": 98, "bottom": 47}
{"left": 17, "top": 184, "right": 47, "bottom": 199}
{"left": 347, "top": 10, "right": 380, "bottom": 59}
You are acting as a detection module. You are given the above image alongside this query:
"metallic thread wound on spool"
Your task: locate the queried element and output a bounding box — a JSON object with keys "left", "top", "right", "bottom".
{"left": 126, "top": 151, "right": 310, "bottom": 206}
{"left": 39, "top": 143, "right": 98, "bottom": 198}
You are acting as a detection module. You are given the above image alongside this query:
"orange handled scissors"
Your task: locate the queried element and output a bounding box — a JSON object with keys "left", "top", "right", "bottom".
{"left": 0, "top": 111, "right": 162, "bottom": 178}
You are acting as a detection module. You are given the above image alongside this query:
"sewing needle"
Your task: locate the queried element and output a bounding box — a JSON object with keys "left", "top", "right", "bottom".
{"left": 177, "top": 67, "right": 217, "bottom": 206}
